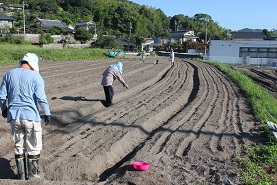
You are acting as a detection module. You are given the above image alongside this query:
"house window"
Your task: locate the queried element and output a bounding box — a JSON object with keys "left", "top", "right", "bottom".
{"left": 268, "top": 52, "right": 277, "bottom": 58}
{"left": 269, "top": 48, "right": 277, "bottom": 52}
{"left": 239, "top": 47, "right": 277, "bottom": 58}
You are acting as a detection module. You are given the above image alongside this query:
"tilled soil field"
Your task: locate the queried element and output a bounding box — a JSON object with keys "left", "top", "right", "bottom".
{"left": 0, "top": 57, "right": 262, "bottom": 185}
{"left": 232, "top": 66, "right": 277, "bottom": 98}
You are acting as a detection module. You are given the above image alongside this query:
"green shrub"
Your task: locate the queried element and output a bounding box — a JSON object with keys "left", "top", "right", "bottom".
{"left": 45, "top": 34, "right": 54, "bottom": 44}
{"left": 0, "top": 35, "right": 30, "bottom": 45}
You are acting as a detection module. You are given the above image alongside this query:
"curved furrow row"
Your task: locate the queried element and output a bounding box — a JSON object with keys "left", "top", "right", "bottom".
{"left": 0, "top": 59, "right": 171, "bottom": 177}
{"left": 105, "top": 60, "right": 219, "bottom": 184}
{"left": 44, "top": 60, "right": 170, "bottom": 125}
{"left": 44, "top": 60, "right": 147, "bottom": 95}
{"left": 105, "top": 60, "right": 247, "bottom": 184}
{"left": 197, "top": 65, "right": 232, "bottom": 153}
{"left": 41, "top": 61, "right": 194, "bottom": 181}
{"left": 273, "top": 69, "right": 277, "bottom": 76}
{"left": 209, "top": 66, "right": 258, "bottom": 157}
{"left": 0, "top": 58, "right": 261, "bottom": 184}
{"left": 147, "top": 61, "right": 208, "bottom": 156}
{"left": 219, "top": 70, "right": 258, "bottom": 149}
{"left": 114, "top": 61, "right": 257, "bottom": 184}
{"left": 170, "top": 62, "right": 221, "bottom": 158}
{"left": 250, "top": 69, "right": 277, "bottom": 82}
{"left": 172, "top": 63, "right": 238, "bottom": 183}
{"left": 40, "top": 59, "right": 114, "bottom": 76}
{"left": 93, "top": 62, "right": 187, "bottom": 125}
{"left": 41, "top": 62, "right": 172, "bottom": 149}
{"left": 208, "top": 67, "right": 244, "bottom": 155}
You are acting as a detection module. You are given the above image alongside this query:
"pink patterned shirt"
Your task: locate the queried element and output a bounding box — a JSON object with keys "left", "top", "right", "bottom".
{"left": 101, "top": 66, "right": 127, "bottom": 86}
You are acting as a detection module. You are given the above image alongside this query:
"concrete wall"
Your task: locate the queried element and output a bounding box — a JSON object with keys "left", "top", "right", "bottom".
{"left": 42, "top": 43, "right": 90, "bottom": 49}
{"left": 11, "top": 34, "right": 64, "bottom": 43}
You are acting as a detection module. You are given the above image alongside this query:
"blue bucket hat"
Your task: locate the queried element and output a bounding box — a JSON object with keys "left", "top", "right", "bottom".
{"left": 111, "top": 62, "right": 123, "bottom": 75}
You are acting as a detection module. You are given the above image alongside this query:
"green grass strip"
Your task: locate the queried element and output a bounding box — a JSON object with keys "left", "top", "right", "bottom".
{"left": 0, "top": 44, "right": 108, "bottom": 65}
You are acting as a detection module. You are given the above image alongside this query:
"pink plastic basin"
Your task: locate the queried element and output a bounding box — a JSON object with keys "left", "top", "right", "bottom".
{"left": 133, "top": 161, "right": 150, "bottom": 171}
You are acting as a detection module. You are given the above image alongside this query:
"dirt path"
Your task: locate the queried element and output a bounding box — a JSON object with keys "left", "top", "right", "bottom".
{"left": 0, "top": 57, "right": 261, "bottom": 184}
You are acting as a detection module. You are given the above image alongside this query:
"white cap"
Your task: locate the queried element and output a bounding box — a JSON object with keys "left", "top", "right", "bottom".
{"left": 19, "top": 53, "right": 39, "bottom": 73}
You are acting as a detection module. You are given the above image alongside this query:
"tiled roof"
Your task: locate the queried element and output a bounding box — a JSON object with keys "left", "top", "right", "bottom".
{"left": 7, "top": 4, "right": 23, "bottom": 8}
{"left": 231, "top": 32, "right": 265, "bottom": 39}
{"left": 0, "top": 13, "right": 15, "bottom": 21}
{"left": 75, "top": 21, "right": 95, "bottom": 27}
{"left": 0, "top": 4, "right": 6, "bottom": 8}
{"left": 116, "top": 38, "right": 134, "bottom": 45}
{"left": 36, "top": 18, "right": 74, "bottom": 33}
{"left": 36, "top": 19, "right": 65, "bottom": 27}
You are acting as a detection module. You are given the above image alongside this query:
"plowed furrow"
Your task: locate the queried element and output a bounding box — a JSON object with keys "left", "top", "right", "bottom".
{"left": 0, "top": 58, "right": 260, "bottom": 185}
{"left": 42, "top": 60, "right": 195, "bottom": 181}
{"left": 94, "top": 62, "right": 188, "bottom": 125}
{"left": 104, "top": 60, "right": 258, "bottom": 184}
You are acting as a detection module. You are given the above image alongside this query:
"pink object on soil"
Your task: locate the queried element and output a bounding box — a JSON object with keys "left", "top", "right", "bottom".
{"left": 133, "top": 161, "right": 150, "bottom": 171}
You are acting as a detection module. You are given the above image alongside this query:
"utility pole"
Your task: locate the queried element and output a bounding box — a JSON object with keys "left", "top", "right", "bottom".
{"left": 204, "top": 18, "right": 209, "bottom": 55}
{"left": 129, "top": 22, "right": 132, "bottom": 35}
{"left": 23, "top": 1, "right": 25, "bottom": 39}
{"left": 205, "top": 19, "right": 208, "bottom": 44}
{"left": 128, "top": 22, "right": 132, "bottom": 52}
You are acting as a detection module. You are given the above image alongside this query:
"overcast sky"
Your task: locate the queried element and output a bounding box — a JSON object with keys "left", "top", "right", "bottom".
{"left": 131, "top": 0, "right": 276, "bottom": 31}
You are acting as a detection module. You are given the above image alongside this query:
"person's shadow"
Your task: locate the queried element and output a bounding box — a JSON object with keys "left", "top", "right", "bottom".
{"left": 52, "top": 96, "right": 108, "bottom": 107}
{"left": 0, "top": 158, "right": 16, "bottom": 179}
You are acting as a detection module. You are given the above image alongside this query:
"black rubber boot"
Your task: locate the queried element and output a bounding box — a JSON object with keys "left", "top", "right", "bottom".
{"left": 27, "top": 154, "right": 44, "bottom": 180}
{"left": 15, "top": 154, "right": 26, "bottom": 180}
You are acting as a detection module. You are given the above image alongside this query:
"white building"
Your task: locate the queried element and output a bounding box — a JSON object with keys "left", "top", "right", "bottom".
{"left": 208, "top": 40, "right": 277, "bottom": 66}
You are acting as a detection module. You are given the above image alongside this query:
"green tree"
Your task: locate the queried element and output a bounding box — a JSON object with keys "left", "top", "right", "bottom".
{"left": 45, "top": 34, "right": 54, "bottom": 44}
{"left": 136, "top": 36, "right": 145, "bottom": 51}
{"left": 39, "top": 32, "right": 47, "bottom": 46}
{"left": 94, "top": 35, "right": 122, "bottom": 49}
{"left": 74, "top": 28, "right": 93, "bottom": 43}
{"left": 49, "top": 26, "right": 66, "bottom": 35}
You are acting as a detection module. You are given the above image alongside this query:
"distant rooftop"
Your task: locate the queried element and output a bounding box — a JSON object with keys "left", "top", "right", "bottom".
{"left": 36, "top": 19, "right": 65, "bottom": 27}
{"left": 231, "top": 32, "right": 265, "bottom": 40}
{"left": 0, "top": 13, "right": 15, "bottom": 21}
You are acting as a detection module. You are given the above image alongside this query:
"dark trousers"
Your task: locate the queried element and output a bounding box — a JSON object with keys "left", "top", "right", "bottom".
{"left": 103, "top": 86, "right": 114, "bottom": 107}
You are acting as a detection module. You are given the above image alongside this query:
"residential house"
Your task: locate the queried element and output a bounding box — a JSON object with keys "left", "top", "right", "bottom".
{"left": 0, "top": 13, "right": 15, "bottom": 33}
{"left": 155, "top": 29, "right": 199, "bottom": 45}
{"left": 231, "top": 32, "right": 265, "bottom": 41}
{"left": 116, "top": 38, "right": 135, "bottom": 51}
{"left": 0, "top": 3, "right": 6, "bottom": 11}
{"left": 7, "top": 4, "right": 23, "bottom": 10}
{"left": 35, "top": 18, "right": 74, "bottom": 34}
{"left": 75, "top": 21, "right": 95, "bottom": 31}
{"left": 141, "top": 38, "right": 154, "bottom": 52}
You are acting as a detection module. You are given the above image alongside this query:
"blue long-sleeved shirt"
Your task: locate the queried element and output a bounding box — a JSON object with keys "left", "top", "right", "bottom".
{"left": 0, "top": 68, "right": 51, "bottom": 122}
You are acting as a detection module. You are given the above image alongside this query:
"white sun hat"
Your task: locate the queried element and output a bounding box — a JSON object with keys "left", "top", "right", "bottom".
{"left": 19, "top": 53, "right": 39, "bottom": 73}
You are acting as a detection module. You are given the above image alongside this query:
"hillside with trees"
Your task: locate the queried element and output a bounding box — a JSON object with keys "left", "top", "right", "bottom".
{"left": 1, "top": 0, "right": 231, "bottom": 42}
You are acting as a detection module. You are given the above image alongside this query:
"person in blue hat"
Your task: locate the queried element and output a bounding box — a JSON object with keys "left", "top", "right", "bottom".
{"left": 0, "top": 53, "right": 51, "bottom": 180}
{"left": 101, "top": 61, "right": 129, "bottom": 107}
